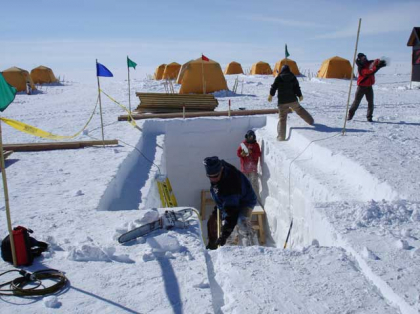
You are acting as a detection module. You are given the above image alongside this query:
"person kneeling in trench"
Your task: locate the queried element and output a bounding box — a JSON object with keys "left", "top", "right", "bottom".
{"left": 204, "top": 156, "right": 258, "bottom": 249}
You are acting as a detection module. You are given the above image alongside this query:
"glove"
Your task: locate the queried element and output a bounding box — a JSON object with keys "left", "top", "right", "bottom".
{"left": 299, "top": 95, "right": 303, "bottom": 102}
{"left": 268, "top": 95, "right": 273, "bottom": 102}
{"left": 215, "top": 236, "right": 227, "bottom": 247}
{"left": 240, "top": 151, "right": 247, "bottom": 157}
{"left": 378, "top": 60, "right": 386, "bottom": 68}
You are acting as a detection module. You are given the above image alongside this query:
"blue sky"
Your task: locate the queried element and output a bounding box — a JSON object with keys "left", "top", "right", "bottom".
{"left": 1, "top": 0, "right": 418, "bottom": 74}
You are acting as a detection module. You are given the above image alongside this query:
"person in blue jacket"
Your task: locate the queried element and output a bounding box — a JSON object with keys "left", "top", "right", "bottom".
{"left": 203, "top": 156, "right": 258, "bottom": 249}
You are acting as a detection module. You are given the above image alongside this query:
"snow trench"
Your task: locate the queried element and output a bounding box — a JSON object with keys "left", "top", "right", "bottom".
{"left": 97, "top": 115, "right": 414, "bottom": 313}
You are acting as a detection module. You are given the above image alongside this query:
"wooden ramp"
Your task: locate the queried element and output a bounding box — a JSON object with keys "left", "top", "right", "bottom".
{"left": 135, "top": 92, "right": 218, "bottom": 114}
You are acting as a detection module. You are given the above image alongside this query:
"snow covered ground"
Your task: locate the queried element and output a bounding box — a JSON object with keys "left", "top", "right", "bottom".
{"left": 0, "top": 62, "right": 419, "bottom": 313}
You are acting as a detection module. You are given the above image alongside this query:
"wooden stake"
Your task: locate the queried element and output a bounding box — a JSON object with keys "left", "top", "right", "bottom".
{"left": 342, "top": 18, "right": 362, "bottom": 135}
{"left": 96, "top": 60, "right": 105, "bottom": 147}
{"left": 201, "top": 54, "right": 205, "bottom": 94}
{"left": 127, "top": 58, "right": 131, "bottom": 113}
{"left": 228, "top": 99, "right": 231, "bottom": 117}
{"left": 183, "top": 105, "right": 185, "bottom": 119}
{"left": 0, "top": 119, "right": 17, "bottom": 266}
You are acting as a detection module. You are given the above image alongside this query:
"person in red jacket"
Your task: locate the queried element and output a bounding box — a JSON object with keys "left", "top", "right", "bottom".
{"left": 237, "top": 130, "right": 261, "bottom": 197}
{"left": 348, "top": 53, "right": 386, "bottom": 122}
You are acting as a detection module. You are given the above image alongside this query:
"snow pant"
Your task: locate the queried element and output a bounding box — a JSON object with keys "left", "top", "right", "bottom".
{"left": 207, "top": 207, "right": 258, "bottom": 248}
{"left": 278, "top": 101, "right": 314, "bottom": 140}
{"left": 244, "top": 172, "right": 259, "bottom": 199}
{"left": 349, "top": 86, "right": 374, "bottom": 120}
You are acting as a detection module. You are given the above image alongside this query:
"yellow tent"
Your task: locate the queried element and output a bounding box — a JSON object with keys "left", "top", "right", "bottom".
{"left": 273, "top": 58, "right": 300, "bottom": 76}
{"left": 31, "top": 66, "right": 58, "bottom": 84}
{"left": 317, "top": 56, "right": 353, "bottom": 79}
{"left": 2, "top": 67, "right": 36, "bottom": 92}
{"left": 176, "top": 60, "right": 194, "bottom": 84}
{"left": 179, "top": 58, "right": 228, "bottom": 94}
{"left": 250, "top": 61, "right": 272, "bottom": 75}
{"left": 224, "top": 61, "right": 244, "bottom": 75}
{"left": 162, "top": 62, "right": 181, "bottom": 80}
{"left": 154, "top": 64, "right": 166, "bottom": 80}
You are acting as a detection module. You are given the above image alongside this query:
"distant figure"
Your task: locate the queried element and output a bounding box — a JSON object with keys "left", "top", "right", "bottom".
{"left": 26, "top": 81, "right": 32, "bottom": 95}
{"left": 204, "top": 156, "right": 258, "bottom": 249}
{"left": 268, "top": 65, "right": 314, "bottom": 141}
{"left": 237, "top": 130, "right": 261, "bottom": 198}
{"left": 348, "top": 53, "right": 386, "bottom": 122}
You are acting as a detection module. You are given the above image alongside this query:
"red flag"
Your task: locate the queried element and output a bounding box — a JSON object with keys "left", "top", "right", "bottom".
{"left": 202, "top": 54, "right": 210, "bottom": 62}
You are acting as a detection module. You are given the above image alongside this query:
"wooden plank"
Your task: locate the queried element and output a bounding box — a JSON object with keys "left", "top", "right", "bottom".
{"left": 118, "top": 109, "right": 278, "bottom": 121}
{"left": 3, "top": 140, "right": 119, "bottom": 152}
{"left": 3, "top": 150, "right": 13, "bottom": 159}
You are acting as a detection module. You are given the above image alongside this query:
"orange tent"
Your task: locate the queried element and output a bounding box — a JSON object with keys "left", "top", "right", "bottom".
{"left": 154, "top": 64, "right": 166, "bottom": 80}
{"left": 317, "top": 56, "right": 353, "bottom": 79}
{"left": 162, "top": 62, "right": 181, "bottom": 80}
{"left": 224, "top": 61, "right": 244, "bottom": 75}
{"left": 31, "top": 65, "right": 58, "bottom": 84}
{"left": 250, "top": 61, "right": 272, "bottom": 75}
{"left": 179, "top": 58, "right": 228, "bottom": 94}
{"left": 273, "top": 58, "right": 300, "bottom": 76}
{"left": 2, "top": 67, "right": 36, "bottom": 92}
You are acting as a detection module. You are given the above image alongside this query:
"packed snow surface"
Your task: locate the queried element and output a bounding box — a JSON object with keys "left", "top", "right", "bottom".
{"left": 0, "top": 63, "right": 419, "bottom": 313}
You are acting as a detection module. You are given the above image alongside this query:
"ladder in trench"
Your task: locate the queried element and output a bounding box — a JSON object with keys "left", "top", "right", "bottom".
{"left": 157, "top": 177, "right": 178, "bottom": 208}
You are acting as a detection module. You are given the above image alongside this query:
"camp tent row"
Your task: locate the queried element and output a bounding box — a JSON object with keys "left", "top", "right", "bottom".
{"left": 152, "top": 55, "right": 354, "bottom": 95}
{"left": 1, "top": 66, "right": 58, "bottom": 92}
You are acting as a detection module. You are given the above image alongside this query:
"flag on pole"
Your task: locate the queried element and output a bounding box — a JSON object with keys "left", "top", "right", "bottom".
{"left": 127, "top": 57, "right": 137, "bottom": 69}
{"left": 202, "top": 54, "right": 210, "bottom": 62}
{"left": 96, "top": 62, "right": 113, "bottom": 77}
{"left": 0, "top": 73, "right": 17, "bottom": 112}
{"left": 285, "top": 44, "right": 290, "bottom": 58}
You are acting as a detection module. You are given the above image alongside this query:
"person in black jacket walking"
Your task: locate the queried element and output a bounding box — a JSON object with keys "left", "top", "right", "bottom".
{"left": 268, "top": 65, "right": 314, "bottom": 141}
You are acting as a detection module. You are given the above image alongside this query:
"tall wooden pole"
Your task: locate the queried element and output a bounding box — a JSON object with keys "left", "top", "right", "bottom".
{"left": 127, "top": 57, "right": 132, "bottom": 113}
{"left": 0, "top": 119, "right": 17, "bottom": 266}
{"left": 96, "top": 59, "right": 105, "bottom": 147}
{"left": 342, "top": 18, "right": 362, "bottom": 135}
{"left": 201, "top": 54, "right": 205, "bottom": 94}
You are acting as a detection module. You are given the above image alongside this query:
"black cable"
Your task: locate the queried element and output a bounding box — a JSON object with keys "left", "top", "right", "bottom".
{"left": 0, "top": 269, "right": 68, "bottom": 297}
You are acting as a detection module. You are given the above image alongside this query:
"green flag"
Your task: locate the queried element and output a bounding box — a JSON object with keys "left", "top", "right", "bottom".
{"left": 0, "top": 73, "right": 17, "bottom": 112}
{"left": 127, "top": 56, "right": 137, "bottom": 69}
{"left": 285, "top": 44, "right": 290, "bottom": 58}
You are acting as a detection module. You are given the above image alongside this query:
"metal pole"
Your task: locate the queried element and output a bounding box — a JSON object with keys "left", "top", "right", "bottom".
{"left": 96, "top": 59, "right": 105, "bottom": 147}
{"left": 342, "top": 18, "right": 362, "bottom": 135}
{"left": 0, "top": 119, "right": 17, "bottom": 266}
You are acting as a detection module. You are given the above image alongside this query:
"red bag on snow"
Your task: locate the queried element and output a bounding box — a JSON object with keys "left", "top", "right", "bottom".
{"left": 1, "top": 226, "right": 48, "bottom": 266}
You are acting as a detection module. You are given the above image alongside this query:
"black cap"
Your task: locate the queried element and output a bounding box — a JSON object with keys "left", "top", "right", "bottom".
{"left": 203, "top": 156, "right": 222, "bottom": 176}
{"left": 357, "top": 53, "right": 366, "bottom": 59}
{"left": 280, "top": 65, "right": 291, "bottom": 74}
{"left": 245, "top": 130, "right": 256, "bottom": 140}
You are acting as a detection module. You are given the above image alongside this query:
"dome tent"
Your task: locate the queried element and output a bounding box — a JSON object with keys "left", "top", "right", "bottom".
{"left": 273, "top": 58, "right": 301, "bottom": 76}
{"left": 176, "top": 60, "right": 194, "bottom": 84}
{"left": 179, "top": 57, "right": 228, "bottom": 94}
{"left": 154, "top": 64, "right": 166, "bottom": 80}
{"left": 30, "top": 66, "right": 58, "bottom": 84}
{"left": 162, "top": 62, "right": 181, "bottom": 80}
{"left": 224, "top": 61, "right": 244, "bottom": 75}
{"left": 317, "top": 56, "right": 353, "bottom": 79}
{"left": 250, "top": 61, "right": 272, "bottom": 75}
{"left": 2, "top": 67, "right": 36, "bottom": 92}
